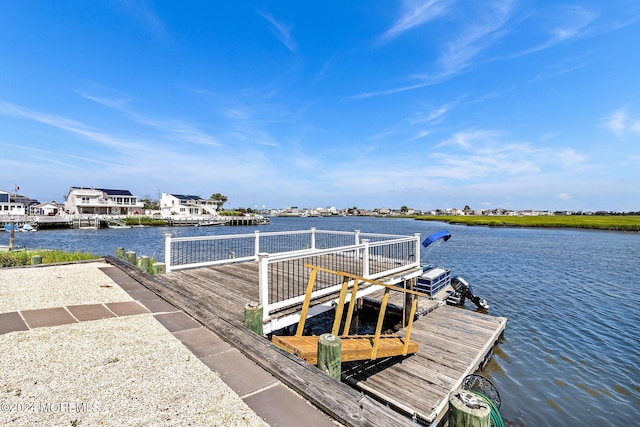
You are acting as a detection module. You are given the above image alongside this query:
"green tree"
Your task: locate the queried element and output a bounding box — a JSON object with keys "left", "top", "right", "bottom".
{"left": 141, "top": 196, "right": 159, "bottom": 210}
{"left": 400, "top": 205, "right": 408, "bottom": 213}
{"left": 210, "top": 193, "right": 228, "bottom": 206}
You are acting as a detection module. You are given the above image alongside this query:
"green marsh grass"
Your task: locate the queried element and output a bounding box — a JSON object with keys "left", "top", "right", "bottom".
{"left": 414, "top": 215, "right": 640, "bottom": 231}
{"left": 0, "top": 249, "right": 99, "bottom": 268}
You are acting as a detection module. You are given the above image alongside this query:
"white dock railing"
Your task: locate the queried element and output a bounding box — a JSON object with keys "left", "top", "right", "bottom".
{"left": 164, "top": 228, "right": 422, "bottom": 325}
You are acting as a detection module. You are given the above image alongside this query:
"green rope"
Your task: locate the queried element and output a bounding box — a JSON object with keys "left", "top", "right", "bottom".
{"left": 470, "top": 390, "right": 505, "bottom": 427}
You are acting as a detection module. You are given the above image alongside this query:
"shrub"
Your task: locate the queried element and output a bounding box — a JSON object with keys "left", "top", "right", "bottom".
{"left": 0, "top": 253, "right": 22, "bottom": 267}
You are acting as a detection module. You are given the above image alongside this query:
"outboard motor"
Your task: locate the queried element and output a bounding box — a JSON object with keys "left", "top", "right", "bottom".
{"left": 450, "top": 276, "right": 489, "bottom": 310}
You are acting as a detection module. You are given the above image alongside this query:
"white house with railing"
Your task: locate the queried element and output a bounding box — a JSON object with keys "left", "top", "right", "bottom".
{"left": 64, "top": 187, "right": 144, "bottom": 216}
{"left": 0, "top": 190, "right": 25, "bottom": 216}
{"left": 159, "top": 193, "right": 221, "bottom": 217}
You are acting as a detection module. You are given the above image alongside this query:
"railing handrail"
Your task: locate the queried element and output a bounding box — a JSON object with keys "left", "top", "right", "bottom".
{"left": 164, "top": 229, "right": 423, "bottom": 331}
{"left": 168, "top": 228, "right": 407, "bottom": 243}
{"left": 263, "top": 235, "right": 417, "bottom": 263}
{"left": 297, "top": 264, "right": 429, "bottom": 359}
{"left": 169, "top": 228, "right": 314, "bottom": 243}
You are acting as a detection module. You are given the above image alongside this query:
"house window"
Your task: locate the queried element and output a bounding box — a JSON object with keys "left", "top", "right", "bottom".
{"left": 81, "top": 197, "right": 90, "bottom": 204}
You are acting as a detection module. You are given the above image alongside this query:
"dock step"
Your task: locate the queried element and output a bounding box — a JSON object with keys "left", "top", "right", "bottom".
{"left": 271, "top": 334, "right": 419, "bottom": 365}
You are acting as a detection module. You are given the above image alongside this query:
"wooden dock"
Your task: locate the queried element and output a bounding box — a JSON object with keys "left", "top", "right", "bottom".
{"left": 111, "top": 254, "right": 506, "bottom": 426}
{"left": 343, "top": 305, "right": 506, "bottom": 425}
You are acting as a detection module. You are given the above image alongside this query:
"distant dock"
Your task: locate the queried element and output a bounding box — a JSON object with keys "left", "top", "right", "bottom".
{"left": 0, "top": 214, "right": 269, "bottom": 230}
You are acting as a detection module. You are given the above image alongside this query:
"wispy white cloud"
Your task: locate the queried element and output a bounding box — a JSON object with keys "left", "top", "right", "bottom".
{"left": 380, "top": 0, "right": 450, "bottom": 41}
{"left": 604, "top": 109, "right": 640, "bottom": 137}
{"left": 114, "top": 0, "right": 169, "bottom": 39}
{"left": 79, "top": 92, "right": 224, "bottom": 147}
{"left": 355, "top": 1, "right": 515, "bottom": 99}
{"left": 258, "top": 10, "right": 296, "bottom": 52}
{"left": 511, "top": 6, "right": 598, "bottom": 57}
{"left": 437, "top": 130, "right": 502, "bottom": 150}
{"left": 349, "top": 77, "right": 450, "bottom": 99}
{"left": 409, "top": 102, "right": 454, "bottom": 125}
{"left": 408, "top": 130, "right": 431, "bottom": 141}
{"left": 439, "top": 0, "right": 514, "bottom": 73}
{"left": 77, "top": 91, "right": 132, "bottom": 110}
{"left": 429, "top": 129, "right": 586, "bottom": 180}
{"left": 0, "top": 101, "right": 142, "bottom": 150}
{"left": 132, "top": 115, "right": 223, "bottom": 147}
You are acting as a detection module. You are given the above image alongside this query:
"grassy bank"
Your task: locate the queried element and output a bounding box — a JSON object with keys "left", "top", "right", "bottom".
{"left": 0, "top": 249, "right": 99, "bottom": 268}
{"left": 124, "top": 216, "right": 168, "bottom": 226}
{"left": 414, "top": 215, "right": 640, "bottom": 231}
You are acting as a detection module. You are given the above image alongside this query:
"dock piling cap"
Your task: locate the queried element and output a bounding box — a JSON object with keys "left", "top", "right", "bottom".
{"left": 455, "top": 390, "right": 487, "bottom": 410}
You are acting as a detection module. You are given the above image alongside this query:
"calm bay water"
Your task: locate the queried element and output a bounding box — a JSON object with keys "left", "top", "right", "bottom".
{"left": 2, "top": 216, "right": 639, "bottom": 426}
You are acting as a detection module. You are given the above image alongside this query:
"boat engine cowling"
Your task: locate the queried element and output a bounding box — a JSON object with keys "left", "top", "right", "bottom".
{"left": 450, "top": 276, "right": 490, "bottom": 310}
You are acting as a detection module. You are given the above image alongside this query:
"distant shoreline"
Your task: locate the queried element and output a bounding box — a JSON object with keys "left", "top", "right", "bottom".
{"left": 412, "top": 215, "right": 640, "bottom": 232}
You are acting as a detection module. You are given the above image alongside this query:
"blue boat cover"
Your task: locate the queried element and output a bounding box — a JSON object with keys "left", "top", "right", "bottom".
{"left": 421, "top": 230, "right": 451, "bottom": 247}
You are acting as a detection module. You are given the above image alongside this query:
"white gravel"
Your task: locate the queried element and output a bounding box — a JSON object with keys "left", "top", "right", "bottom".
{"left": 1, "top": 316, "right": 268, "bottom": 426}
{"left": 0, "top": 262, "right": 132, "bottom": 312}
{"left": 0, "top": 261, "right": 268, "bottom": 426}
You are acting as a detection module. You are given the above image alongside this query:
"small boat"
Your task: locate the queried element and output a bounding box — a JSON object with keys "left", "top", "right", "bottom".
{"left": 20, "top": 224, "right": 37, "bottom": 232}
{"left": 419, "top": 230, "right": 489, "bottom": 310}
{"left": 195, "top": 219, "right": 227, "bottom": 227}
{"left": 107, "top": 220, "right": 132, "bottom": 229}
{"left": 3, "top": 224, "right": 19, "bottom": 232}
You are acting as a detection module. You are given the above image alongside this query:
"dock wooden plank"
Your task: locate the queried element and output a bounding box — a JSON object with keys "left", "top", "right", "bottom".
{"left": 272, "top": 335, "right": 419, "bottom": 365}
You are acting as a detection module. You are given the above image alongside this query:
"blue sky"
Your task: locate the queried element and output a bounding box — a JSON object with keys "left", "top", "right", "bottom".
{"left": 1, "top": 1, "right": 639, "bottom": 212}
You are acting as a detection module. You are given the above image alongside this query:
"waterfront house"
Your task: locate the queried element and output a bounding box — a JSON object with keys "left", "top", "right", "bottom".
{"left": 0, "top": 190, "right": 26, "bottom": 216}
{"left": 30, "top": 201, "right": 65, "bottom": 216}
{"left": 64, "top": 187, "right": 144, "bottom": 216}
{"left": 159, "top": 193, "right": 221, "bottom": 217}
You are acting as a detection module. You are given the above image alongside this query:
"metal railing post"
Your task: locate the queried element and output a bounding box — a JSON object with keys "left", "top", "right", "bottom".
{"left": 254, "top": 230, "right": 261, "bottom": 258}
{"left": 311, "top": 227, "right": 316, "bottom": 251}
{"left": 164, "top": 233, "right": 172, "bottom": 272}
{"left": 414, "top": 233, "right": 421, "bottom": 267}
{"left": 355, "top": 229, "right": 360, "bottom": 245}
{"left": 362, "top": 238, "right": 370, "bottom": 277}
{"left": 257, "top": 253, "right": 270, "bottom": 322}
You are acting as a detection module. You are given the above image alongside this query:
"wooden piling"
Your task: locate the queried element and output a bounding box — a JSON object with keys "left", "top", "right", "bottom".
{"left": 115, "top": 247, "right": 125, "bottom": 259}
{"left": 243, "top": 302, "right": 263, "bottom": 336}
{"left": 317, "top": 333, "right": 342, "bottom": 381}
{"left": 9, "top": 220, "right": 15, "bottom": 251}
{"left": 31, "top": 255, "right": 42, "bottom": 265}
{"left": 125, "top": 251, "right": 136, "bottom": 265}
{"left": 137, "top": 255, "right": 150, "bottom": 273}
{"left": 152, "top": 262, "right": 166, "bottom": 275}
{"left": 449, "top": 389, "right": 490, "bottom": 427}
